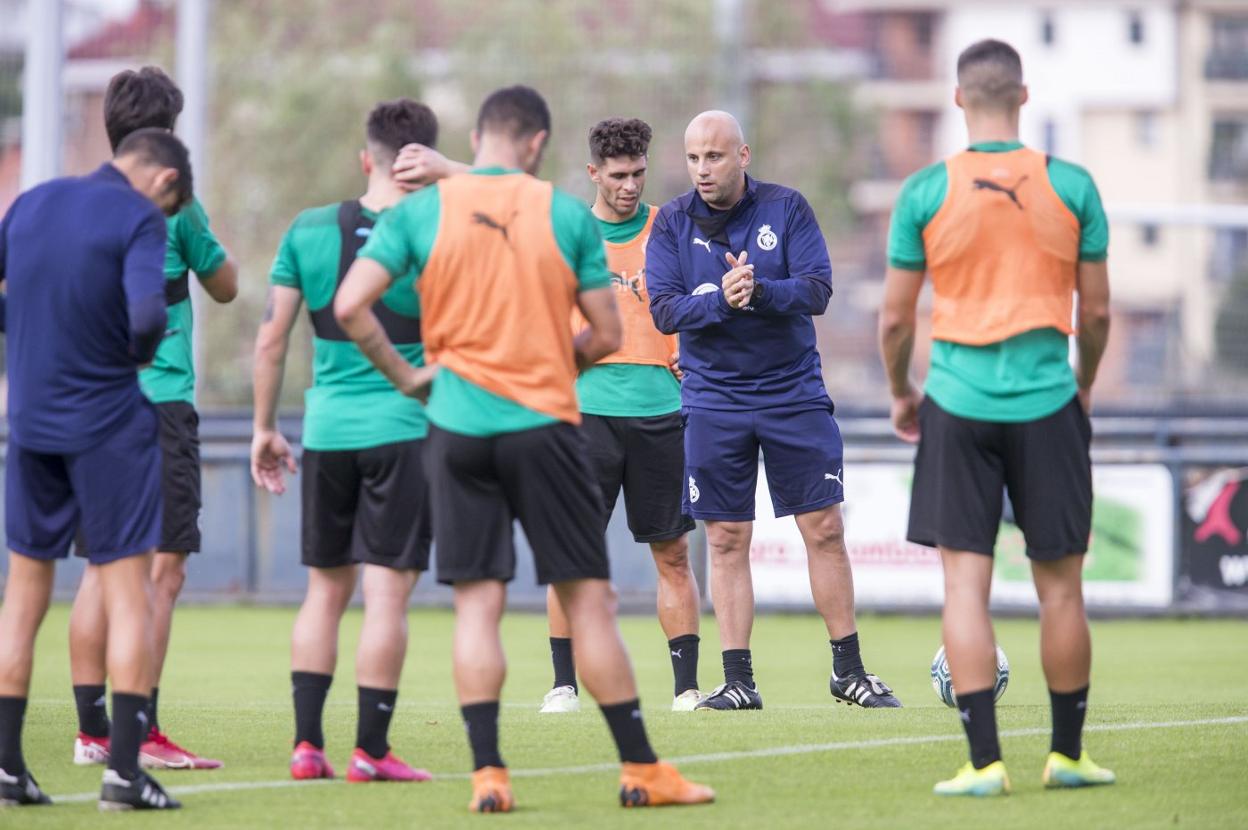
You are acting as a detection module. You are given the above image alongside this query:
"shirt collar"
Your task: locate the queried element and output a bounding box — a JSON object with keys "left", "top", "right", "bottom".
{"left": 968, "top": 140, "right": 1025, "bottom": 153}
{"left": 93, "top": 162, "right": 131, "bottom": 186}
{"left": 688, "top": 173, "right": 757, "bottom": 218}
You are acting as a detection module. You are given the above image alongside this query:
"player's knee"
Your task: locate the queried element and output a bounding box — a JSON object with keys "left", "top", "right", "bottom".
{"left": 706, "top": 523, "right": 750, "bottom": 557}
{"left": 804, "top": 512, "right": 846, "bottom": 553}
{"left": 151, "top": 557, "right": 188, "bottom": 601}
{"left": 651, "top": 537, "right": 690, "bottom": 574}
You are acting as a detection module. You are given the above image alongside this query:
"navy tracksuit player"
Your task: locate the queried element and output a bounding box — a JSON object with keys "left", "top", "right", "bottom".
{"left": 645, "top": 111, "right": 900, "bottom": 710}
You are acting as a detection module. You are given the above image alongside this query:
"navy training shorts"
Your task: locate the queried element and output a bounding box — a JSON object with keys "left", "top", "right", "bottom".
{"left": 6, "top": 401, "right": 162, "bottom": 565}
{"left": 682, "top": 400, "right": 845, "bottom": 522}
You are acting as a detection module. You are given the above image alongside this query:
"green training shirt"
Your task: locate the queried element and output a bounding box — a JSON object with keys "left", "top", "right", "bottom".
{"left": 359, "top": 167, "right": 613, "bottom": 437}
{"left": 138, "top": 197, "right": 227, "bottom": 405}
{"left": 887, "top": 141, "right": 1109, "bottom": 422}
{"left": 269, "top": 202, "right": 427, "bottom": 451}
{"left": 576, "top": 202, "right": 682, "bottom": 418}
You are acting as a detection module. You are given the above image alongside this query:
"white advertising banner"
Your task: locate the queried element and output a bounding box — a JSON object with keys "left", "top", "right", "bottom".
{"left": 749, "top": 462, "right": 1174, "bottom": 610}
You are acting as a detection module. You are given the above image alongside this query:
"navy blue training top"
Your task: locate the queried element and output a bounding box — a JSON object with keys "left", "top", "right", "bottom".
{"left": 645, "top": 175, "right": 834, "bottom": 411}
{"left": 0, "top": 163, "right": 168, "bottom": 453}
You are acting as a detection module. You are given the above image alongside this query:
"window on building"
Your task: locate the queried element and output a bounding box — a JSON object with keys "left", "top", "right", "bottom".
{"left": 1041, "top": 12, "right": 1056, "bottom": 46}
{"left": 1212, "top": 228, "right": 1248, "bottom": 284}
{"left": 1128, "top": 11, "right": 1145, "bottom": 45}
{"left": 1125, "top": 311, "right": 1171, "bottom": 389}
{"left": 1043, "top": 119, "right": 1059, "bottom": 155}
{"left": 1207, "top": 16, "right": 1248, "bottom": 79}
{"left": 1140, "top": 224, "right": 1160, "bottom": 247}
{"left": 1209, "top": 117, "right": 1248, "bottom": 182}
{"left": 914, "top": 13, "right": 934, "bottom": 49}
{"left": 1134, "top": 110, "right": 1159, "bottom": 148}
{"left": 916, "top": 111, "right": 938, "bottom": 158}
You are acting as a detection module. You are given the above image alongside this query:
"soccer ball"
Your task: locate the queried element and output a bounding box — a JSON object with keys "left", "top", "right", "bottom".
{"left": 930, "top": 645, "right": 1009, "bottom": 708}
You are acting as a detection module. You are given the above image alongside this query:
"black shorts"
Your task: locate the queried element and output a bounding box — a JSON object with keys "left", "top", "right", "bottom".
{"left": 155, "top": 401, "right": 202, "bottom": 553}
{"left": 71, "top": 400, "right": 200, "bottom": 558}
{"left": 424, "top": 423, "right": 610, "bottom": 586}
{"left": 906, "top": 395, "right": 1092, "bottom": 560}
{"left": 301, "top": 440, "right": 432, "bottom": 571}
{"left": 582, "top": 413, "right": 695, "bottom": 543}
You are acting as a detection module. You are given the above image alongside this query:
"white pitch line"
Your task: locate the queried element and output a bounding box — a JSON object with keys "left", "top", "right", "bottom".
{"left": 49, "top": 715, "right": 1248, "bottom": 805}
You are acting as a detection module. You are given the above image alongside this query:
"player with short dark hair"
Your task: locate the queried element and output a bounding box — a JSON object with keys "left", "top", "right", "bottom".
{"left": 0, "top": 133, "right": 191, "bottom": 811}
{"left": 338, "top": 84, "right": 714, "bottom": 813}
{"left": 69, "top": 65, "right": 238, "bottom": 773}
{"left": 645, "top": 110, "right": 899, "bottom": 712}
{"left": 251, "top": 97, "right": 438, "bottom": 784}
{"left": 540, "top": 116, "right": 703, "bottom": 714}
{"left": 881, "top": 38, "right": 1115, "bottom": 796}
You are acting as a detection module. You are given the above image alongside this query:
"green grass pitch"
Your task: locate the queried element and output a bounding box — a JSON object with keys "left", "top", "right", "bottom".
{"left": 13, "top": 605, "right": 1248, "bottom": 829}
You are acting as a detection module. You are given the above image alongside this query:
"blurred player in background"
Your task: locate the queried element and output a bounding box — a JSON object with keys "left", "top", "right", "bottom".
{"left": 646, "top": 110, "right": 900, "bottom": 711}
{"left": 0, "top": 129, "right": 191, "bottom": 810}
{"left": 339, "top": 85, "right": 714, "bottom": 813}
{"left": 880, "top": 39, "right": 1114, "bottom": 796}
{"left": 541, "top": 118, "right": 702, "bottom": 715}
{"left": 69, "top": 66, "right": 238, "bottom": 772}
{"left": 250, "top": 99, "right": 437, "bottom": 784}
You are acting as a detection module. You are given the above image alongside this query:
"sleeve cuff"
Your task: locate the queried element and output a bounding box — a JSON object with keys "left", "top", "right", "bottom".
{"left": 1078, "top": 251, "right": 1108, "bottom": 263}
{"left": 196, "top": 249, "right": 228, "bottom": 279}
{"left": 888, "top": 257, "right": 926, "bottom": 271}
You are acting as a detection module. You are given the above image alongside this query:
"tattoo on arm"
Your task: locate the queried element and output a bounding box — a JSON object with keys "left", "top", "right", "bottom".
{"left": 262, "top": 288, "right": 276, "bottom": 323}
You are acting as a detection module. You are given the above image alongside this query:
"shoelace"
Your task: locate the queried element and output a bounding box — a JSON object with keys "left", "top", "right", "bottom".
{"left": 864, "top": 674, "right": 893, "bottom": 696}
{"left": 147, "top": 730, "right": 192, "bottom": 755}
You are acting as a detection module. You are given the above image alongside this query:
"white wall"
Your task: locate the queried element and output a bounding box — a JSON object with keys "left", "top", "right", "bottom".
{"left": 937, "top": 2, "right": 1178, "bottom": 161}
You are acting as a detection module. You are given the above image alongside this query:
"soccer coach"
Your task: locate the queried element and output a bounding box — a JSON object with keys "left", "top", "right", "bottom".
{"left": 644, "top": 111, "right": 899, "bottom": 711}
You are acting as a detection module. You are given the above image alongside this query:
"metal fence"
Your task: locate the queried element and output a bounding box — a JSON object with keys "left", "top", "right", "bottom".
{"left": 3, "top": 0, "right": 1248, "bottom": 412}
{"left": 2, "top": 412, "right": 1246, "bottom": 615}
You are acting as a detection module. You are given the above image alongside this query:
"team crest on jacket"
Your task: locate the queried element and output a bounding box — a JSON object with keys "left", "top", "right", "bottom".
{"left": 756, "top": 224, "right": 778, "bottom": 251}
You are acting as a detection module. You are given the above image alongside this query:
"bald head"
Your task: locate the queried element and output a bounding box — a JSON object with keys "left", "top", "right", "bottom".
{"left": 684, "top": 110, "right": 750, "bottom": 210}
{"left": 685, "top": 110, "right": 745, "bottom": 149}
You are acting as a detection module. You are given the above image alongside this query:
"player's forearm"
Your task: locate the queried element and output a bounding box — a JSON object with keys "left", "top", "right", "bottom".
{"left": 342, "top": 310, "right": 415, "bottom": 393}
{"left": 649, "top": 291, "right": 732, "bottom": 335}
{"left": 1076, "top": 304, "right": 1111, "bottom": 392}
{"left": 128, "top": 294, "right": 167, "bottom": 365}
{"left": 750, "top": 275, "right": 831, "bottom": 317}
{"left": 879, "top": 311, "right": 916, "bottom": 397}
{"left": 573, "top": 326, "right": 620, "bottom": 370}
{"left": 252, "top": 334, "right": 288, "bottom": 431}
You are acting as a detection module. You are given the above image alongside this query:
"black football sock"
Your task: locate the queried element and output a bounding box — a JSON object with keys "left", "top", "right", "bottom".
{"left": 1049, "top": 685, "right": 1089, "bottom": 760}
{"left": 668, "top": 634, "right": 700, "bottom": 696}
{"left": 722, "top": 649, "right": 754, "bottom": 688}
{"left": 549, "top": 637, "right": 577, "bottom": 693}
{"left": 461, "top": 701, "right": 504, "bottom": 770}
{"left": 291, "top": 671, "right": 333, "bottom": 749}
{"left": 830, "top": 631, "right": 866, "bottom": 678}
{"left": 73, "top": 684, "right": 110, "bottom": 738}
{"left": 600, "top": 699, "right": 658, "bottom": 764}
{"left": 108, "top": 692, "right": 149, "bottom": 780}
{"left": 356, "top": 687, "right": 397, "bottom": 759}
{"left": 957, "top": 688, "right": 1002, "bottom": 769}
{"left": 148, "top": 686, "right": 161, "bottom": 735}
{"left": 0, "top": 696, "right": 28, "bottom": 775}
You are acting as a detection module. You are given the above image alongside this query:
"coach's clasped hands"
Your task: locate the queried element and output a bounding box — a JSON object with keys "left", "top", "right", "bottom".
{"left": 723, "top": 251, "right": 754, "bottom": 309}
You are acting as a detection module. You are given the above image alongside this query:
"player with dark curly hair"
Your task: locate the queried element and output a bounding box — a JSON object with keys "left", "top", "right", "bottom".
{"left": 538, "top": 117, "right": 704, "bottom": 715}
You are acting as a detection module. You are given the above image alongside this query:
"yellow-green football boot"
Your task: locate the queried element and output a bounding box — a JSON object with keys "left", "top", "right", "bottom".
{"left": 933, "top": 761, "right": 1011, "bottom": 797}
{"left": 1042, "top": 752, "right": 1116, "bottom": 788}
